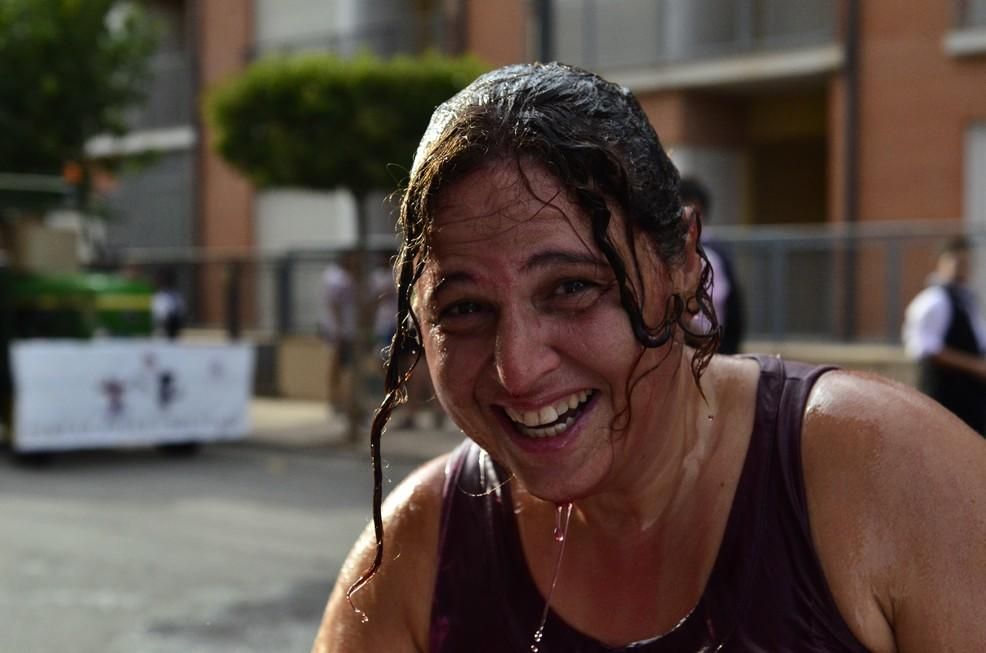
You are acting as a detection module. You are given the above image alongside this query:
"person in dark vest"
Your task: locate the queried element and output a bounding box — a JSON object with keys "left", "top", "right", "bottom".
{"left": 903, "top": 236, "right": 986, "bottom": 435}
{"left": 679, "top": 177, "right": 745, "bottom": 355}
{"left": 314, "top": 63, "right": 986, "bottom": 652}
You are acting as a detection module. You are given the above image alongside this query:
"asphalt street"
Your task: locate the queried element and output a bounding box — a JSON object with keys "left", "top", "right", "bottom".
{"left": 0, "top": 442, "right": 419, "bottom": 653}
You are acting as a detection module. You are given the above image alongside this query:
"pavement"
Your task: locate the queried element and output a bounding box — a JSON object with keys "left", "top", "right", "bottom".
{"left": 246, "top": 397, "right": 466, "bottom": 462}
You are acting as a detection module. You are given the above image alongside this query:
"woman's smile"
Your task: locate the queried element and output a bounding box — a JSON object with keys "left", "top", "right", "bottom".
{"left": 500, "top": 388, "right": 597, "bottom": 438}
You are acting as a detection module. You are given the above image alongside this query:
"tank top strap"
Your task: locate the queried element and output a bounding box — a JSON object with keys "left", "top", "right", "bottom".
{"left": 766, "top": 355, "right": 840, "bottom": 537}
{"left": 697, "top": 354, "right": 791, "bottom": 639}
{"left": 733, "top": 355, "right": 839, "bottom": 556}
{"left": 730, "top": 355, "right": 867, "bottom": 651}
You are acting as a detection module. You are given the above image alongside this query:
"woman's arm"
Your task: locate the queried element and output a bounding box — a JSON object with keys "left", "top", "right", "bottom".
{"left": 311, "top": 455, "right": 448, "bottom": 653}
{"left": 803, "top": 371, "right": 986, "bottom": 652}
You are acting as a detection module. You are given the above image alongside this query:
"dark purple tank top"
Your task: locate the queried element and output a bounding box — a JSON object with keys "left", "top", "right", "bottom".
{"left": 428, "top": 356, "right": 870, "bottom": 652}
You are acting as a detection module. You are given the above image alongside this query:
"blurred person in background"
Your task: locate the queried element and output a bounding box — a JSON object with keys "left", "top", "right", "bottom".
{"left": 371, "top": 250, "right": 443, "bottom": 431}
{"left": 370, "top": 251, "right": 399, "bottom": 360}
{"left": 319, "top": 251, "right": 357, "bottom": 420}
{"left": 903, "top": 236, "right": 986, "bottom": 435}
{"left": 679, "top": 177, "right": 745, "bottom": 355}
{"left": 151, "top": 266, "right": 186, "bottom": 340}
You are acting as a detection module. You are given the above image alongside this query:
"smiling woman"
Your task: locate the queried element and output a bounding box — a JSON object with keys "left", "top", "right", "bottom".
{"left": 414, "top": 160, "right": 702, "bottom": 505}
{"left": 312, "top": 63, "right": 986, "bottom": 653}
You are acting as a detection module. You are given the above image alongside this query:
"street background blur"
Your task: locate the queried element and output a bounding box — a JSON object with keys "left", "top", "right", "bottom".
{"left": 1, "top": 1, "right": 985, "bottom": 651}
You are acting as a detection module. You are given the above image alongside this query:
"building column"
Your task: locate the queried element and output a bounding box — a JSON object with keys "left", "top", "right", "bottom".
{"left": 196, "top": 0, "right": 255, "bottom": 327}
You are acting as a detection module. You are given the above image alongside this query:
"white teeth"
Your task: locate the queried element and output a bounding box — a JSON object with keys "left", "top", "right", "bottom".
{"left": 518, "top": 415, "right": 576, "bottom": 438}
{"left": 502, "top": 390, "right": 594, "bottom": 436}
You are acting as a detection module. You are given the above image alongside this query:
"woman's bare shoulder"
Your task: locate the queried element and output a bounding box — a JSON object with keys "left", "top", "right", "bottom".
{"left": 311, "top": 453, "right": 450, "bottom": 653}
{"left": 802, "top": 368, "right": 986, "bottom": 474}
{"left": 801, "top": 370, "right": 986, "bottom": 651}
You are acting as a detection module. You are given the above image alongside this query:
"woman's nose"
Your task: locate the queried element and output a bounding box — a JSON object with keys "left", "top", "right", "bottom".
{"left": 493, "top": 309, "right": 561, "bottom": 397}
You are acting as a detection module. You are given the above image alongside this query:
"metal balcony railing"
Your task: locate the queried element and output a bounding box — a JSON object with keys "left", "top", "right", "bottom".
{"left": 550, "top": 0, "right": 838, "bottom": 72}
{"left": 115, "top": 222, "right": 986, "bottom": 345}
{"left": 251, "top": 15, "right": 454, "bottom": 60}
{"left": 956, "top": 0, "right": 986, "bottom": 27}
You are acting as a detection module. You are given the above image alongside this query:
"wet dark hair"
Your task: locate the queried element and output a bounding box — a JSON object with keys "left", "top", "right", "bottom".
{"left": 940, "top": 235, "right": 971, "bottom": 256}
{"left": 347, "top": 62, "right": 718, "bottom": 605}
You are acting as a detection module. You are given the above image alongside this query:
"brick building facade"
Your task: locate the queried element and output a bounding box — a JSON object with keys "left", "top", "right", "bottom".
{"left": 108, "top": 0, "right": 986, "bottom": 339}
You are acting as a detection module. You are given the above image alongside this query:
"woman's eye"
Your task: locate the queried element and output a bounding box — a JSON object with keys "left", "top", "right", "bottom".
{"left": 432, "top": 300, "right": 490, "bottom": 333}
{"left": 441, "top": 301, "right": 485, "bottom": 318}
{"left": 555, "top": 279, "right": 594, "bottom": 296}
{"left": 545, "top": 278, "right": 604, "bottom": 313}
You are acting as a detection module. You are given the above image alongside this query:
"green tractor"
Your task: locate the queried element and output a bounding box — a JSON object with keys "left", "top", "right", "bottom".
{"left": 0, "top": 268, "right": 153, "bottom": 450}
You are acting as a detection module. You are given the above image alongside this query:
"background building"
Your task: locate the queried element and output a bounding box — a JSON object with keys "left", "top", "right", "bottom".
{"left": 103, "top": 0, "right": 986, "bottom": 346}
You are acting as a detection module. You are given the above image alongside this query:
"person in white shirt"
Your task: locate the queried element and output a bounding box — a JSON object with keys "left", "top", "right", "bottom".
{"left": 902, "top": 236, "right": 986, "bottom": 435}
{"left": 319, "top": 252, "right": 357, "bottom": 417}
{"left": 369, "top": 253, "right": 398, "bottom": 355}
{"left": 151, "top": 267, "right": 185, "bottom": 340}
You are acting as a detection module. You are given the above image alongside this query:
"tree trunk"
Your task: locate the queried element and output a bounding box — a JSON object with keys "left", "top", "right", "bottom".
{"left": 346, "top": 194, "right": 372, "bottom": 444}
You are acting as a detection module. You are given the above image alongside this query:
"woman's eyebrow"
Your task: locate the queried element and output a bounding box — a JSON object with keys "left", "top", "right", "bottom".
{"left": 522, "top": 250, "right": 607, "bottom": 273}
{"left": 427, "top": 251, "right": 606, "bottom": 302}
{"left": 429, "top": 271, "right": 475, "bottom": 302}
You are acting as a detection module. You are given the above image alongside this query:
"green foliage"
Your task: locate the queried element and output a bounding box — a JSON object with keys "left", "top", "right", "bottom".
{"left": 0, "top": 0, "right": 159, "bottom": 176}
{"left": 206, "top": 52, "right": 487, "bottom": 197}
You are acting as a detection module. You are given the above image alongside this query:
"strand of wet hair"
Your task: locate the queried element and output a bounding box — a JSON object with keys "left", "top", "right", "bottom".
{"left": 677, "top": 210, "right": 720, "bottom": 380}
{"left": 575, "top": 185, "right": 718, "bottom": 385}
{"left": 345, "top": 245, "right": 425, "bottom": 611}
{"left": 576, "top": 187, "right": 680, "bottom": 347}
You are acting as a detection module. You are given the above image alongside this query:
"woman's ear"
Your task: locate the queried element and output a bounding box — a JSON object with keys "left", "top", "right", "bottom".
{"left": 671, "top": 206, "right": 703, "bottom": 295}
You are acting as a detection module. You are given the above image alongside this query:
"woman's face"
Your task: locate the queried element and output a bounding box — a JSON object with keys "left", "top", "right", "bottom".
{"left": 414, "top": 161, "right": 687, "bottom": 503}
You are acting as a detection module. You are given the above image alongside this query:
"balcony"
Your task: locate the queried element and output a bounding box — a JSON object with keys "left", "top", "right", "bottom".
{"left": 548, "top": 0, "right": 840, "bottom": 88}
{"left": 251, "top": 15, "right": 455, "bottom": 60}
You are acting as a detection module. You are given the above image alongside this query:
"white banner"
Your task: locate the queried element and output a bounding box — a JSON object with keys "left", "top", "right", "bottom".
{"left": 11, "top": 339, "right": 255, "bottom": 452}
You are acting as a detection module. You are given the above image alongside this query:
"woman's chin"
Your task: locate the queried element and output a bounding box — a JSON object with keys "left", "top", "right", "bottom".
{"left": 510, "top": 456, "right": 607, "bottom": 506}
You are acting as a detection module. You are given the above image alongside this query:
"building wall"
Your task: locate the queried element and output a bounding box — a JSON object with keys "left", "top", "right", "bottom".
{"left": 198, "top": 0, "right": 255, "bottom": 255}
{"left": 858, "top": 0, "right": 986, "bottom": 222}
{"left": 464, "top": 0, "right": 528, "bottom": 66}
